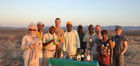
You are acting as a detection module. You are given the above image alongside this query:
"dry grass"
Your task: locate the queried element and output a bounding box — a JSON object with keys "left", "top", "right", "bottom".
{"left": 0, "top": 28, "right": 26, "bottom": 66}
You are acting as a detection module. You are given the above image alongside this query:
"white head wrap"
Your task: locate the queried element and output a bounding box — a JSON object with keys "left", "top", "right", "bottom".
{"left": 37, "top": 22, "right": 44, "bottom": 26}
{"left": 27, "top": 23, "right": 38, "bottom": 30}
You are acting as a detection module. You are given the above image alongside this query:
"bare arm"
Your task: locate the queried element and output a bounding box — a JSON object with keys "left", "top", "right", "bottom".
{"left": 109, "top": 40, "right": 113, "bottom": 54}
{"left": 43, "top": 40, "right": 54, "bottom": 46}
{"left": 63, "top": 33, "right": 66, "bottom": 51}
{"left": 109, "top": 40, "right": 113, "bottom": 64}
{"left": 121, "top": 41, "right": 128, "bottom": 55}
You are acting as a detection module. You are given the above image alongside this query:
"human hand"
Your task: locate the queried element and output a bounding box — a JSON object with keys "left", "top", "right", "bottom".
{"left": 50, "top": 39, "right": 55, "bottom": 43}
{"left": 111, "top": 59, "right": 113, "bottom": 64}
{"left": 90, "top": 44, "right": 93, "bottom": 48}
{"left": 35, "top": 43, "right": 39, "bottom": 47}
{"left": 121, "top": 52, "right": 124, "bottom": 55}
{"left": 31, "top": 44, "right": 35, "bottom": 48}
{"left": 55, "top": 52, "right": 58, "bottom": 58}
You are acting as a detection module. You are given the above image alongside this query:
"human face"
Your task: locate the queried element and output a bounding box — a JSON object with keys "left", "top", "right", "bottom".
{"left": 49, "top": 27, "right": 55, "bottom": 35}
{"left": 116, "top": 29, "right": 122, "bottom": 36}
{"left": 67, "top": 24, "right": 72, "bottom": 32}
{"left": 88, "top": 25, "right": 94, "bottom": 33}
{"left": 95, "top": 25, "right": 101, "bottom": 34}
{"left": 55, "top": 20, "right": 61, "bottom": 27}
{"left": 102, "top": 33, "right": 108, "bottom": 39}
{"left": 77, "top": 25, "right": 83, "bottom": 32}
{"left": 38, "top": 25, "right": 44, "bottom": 31}
{"left": 29, "top": 28, "right": 36, "bottom": 35}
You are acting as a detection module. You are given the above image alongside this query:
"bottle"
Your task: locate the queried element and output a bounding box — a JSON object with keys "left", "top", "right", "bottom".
{"left": 77, "top": 53, "right": 81, "bottom": 61}
{"left": 59, "top": 36, "right": 63, "bottom": 43}
{"left": 53, "top": 36, "right": 56, "bottom": 45}
{"left": 89, "top": 36, "right": 93, "bottom": 43}
{"left": 91, "top": 54, "right": 93, "bottom": 61}
{"left": 81, "top": 49, "right": 84, "bottom": 61}
{"left": 89, "top": 36, "right": 93, "bottom": 48}
{"left": 60, "top": 50, "right": 64, "bottom": 58}
{"left": 87, "top": 49, "right": 91, "bottom": 61}
{"left": 81, "top": 54, "right": 84, "bottom": 61}
{"left": 112, "top": 38, "right": 115, "bottom": 48}
{"left": 101, "top": 44, "right": 104, "bottom": 54}
{"left": 84, "top": 49, "right": 87, "bottom": 61}
{"left": 63, "top": 51, "right": 66, "bottom": 59}
{"left": 87, "top": 54, "right": 91, "bottom": 61}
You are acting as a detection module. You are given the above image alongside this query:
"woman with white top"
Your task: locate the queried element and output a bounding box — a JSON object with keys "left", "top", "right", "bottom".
{"left": 21, "top": 23, "right": 43, "bottom": 66}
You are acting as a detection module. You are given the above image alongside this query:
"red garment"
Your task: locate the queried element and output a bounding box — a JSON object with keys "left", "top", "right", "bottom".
{"left": 98, "top": 39, "right": 111, "bottom": 65}
{"left": 98, "top": 54, "right": 111, "bottom": 65}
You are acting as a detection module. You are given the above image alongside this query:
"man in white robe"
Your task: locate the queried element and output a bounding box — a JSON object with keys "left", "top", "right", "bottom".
{"left": 63, "top": 22, "right": 80, "bottom": 59}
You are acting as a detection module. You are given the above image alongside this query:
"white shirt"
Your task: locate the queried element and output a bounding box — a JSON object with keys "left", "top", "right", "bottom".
{"left": 83, "top": 33, "right": 95, "bottom": 49}
{"left": 63, "top": 30, "right": 80, "bottom": 56}
{"left": 91, "top": 35, "right": 102, "bottom": 55}
{"left": 21, "top": 34, "right": 42, "bottom": 60}
{"left": 43, "top": 33, "right": 58, "bottom": 50}
{"left": 83, "top": 33, "right": 102, "bottom": 55}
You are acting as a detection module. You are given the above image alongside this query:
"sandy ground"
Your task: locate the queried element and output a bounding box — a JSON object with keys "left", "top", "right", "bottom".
{"left": 0, "top": 29, "right": 139, "bottom": 66}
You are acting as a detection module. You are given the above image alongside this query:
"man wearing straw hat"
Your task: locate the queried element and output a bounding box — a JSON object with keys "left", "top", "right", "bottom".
{"left": 63, "top": 21, "right": 80, "bottom": 59}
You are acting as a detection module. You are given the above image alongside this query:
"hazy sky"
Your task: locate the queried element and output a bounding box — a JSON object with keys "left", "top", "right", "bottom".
{"left": 0, "top": 0, "right": 140, "bottom": 27}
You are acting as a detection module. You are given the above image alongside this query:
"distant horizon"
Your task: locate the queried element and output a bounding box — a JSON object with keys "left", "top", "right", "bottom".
{"left": 1, "top": 25, "right": 140, "bottom": 31}
{"left": 0, "top": 0, "right": 140, "bottom": 26}
{"left": 0, "top": 24, "right": 140, "bottom": 28}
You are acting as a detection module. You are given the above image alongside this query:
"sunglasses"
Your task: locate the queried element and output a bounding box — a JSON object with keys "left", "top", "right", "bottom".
{"left": 29, "top": 29, "right": 36, "bottom": 31}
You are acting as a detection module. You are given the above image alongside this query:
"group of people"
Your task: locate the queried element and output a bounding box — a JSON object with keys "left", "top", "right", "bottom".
{"left": 21, "top": 18, "right": 128, "bottom": 66}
